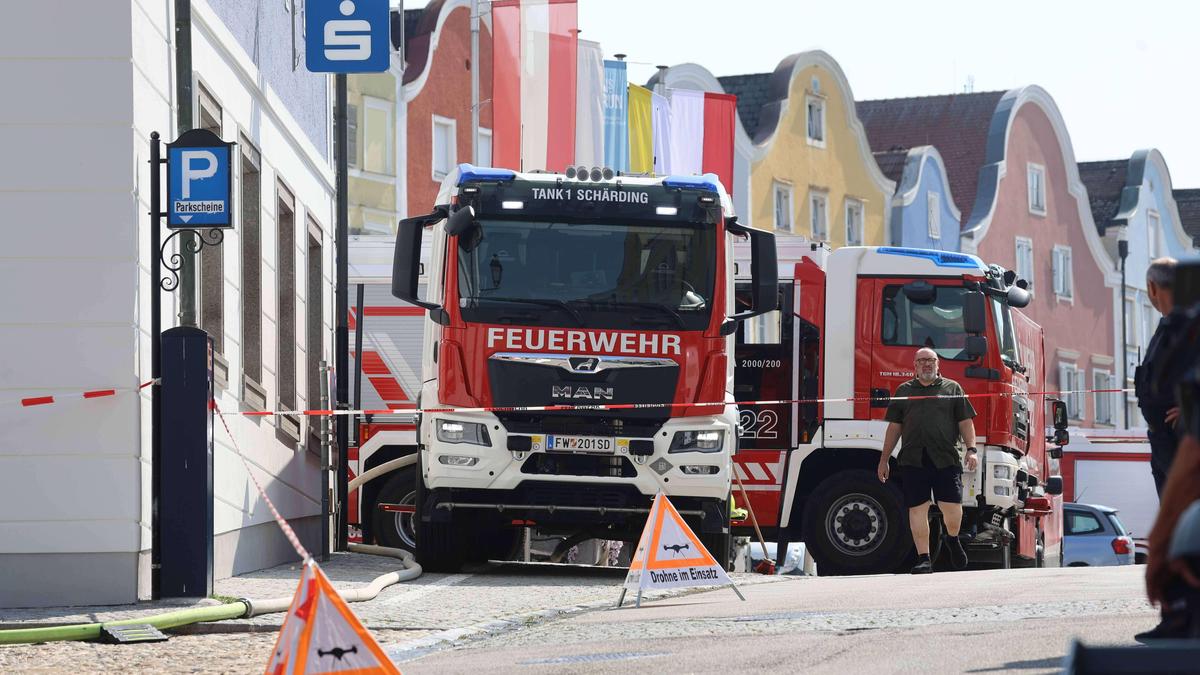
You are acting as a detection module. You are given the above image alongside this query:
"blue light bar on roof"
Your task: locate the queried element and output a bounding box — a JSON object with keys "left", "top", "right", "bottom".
{"left": 662, "top": 173, "right": 721, "bottom": 192}
{"left": 876, "top": 247, "right": 984, "bottom": 270}
{"left": 456, "top": 163, "right": 516, "bottom": 184}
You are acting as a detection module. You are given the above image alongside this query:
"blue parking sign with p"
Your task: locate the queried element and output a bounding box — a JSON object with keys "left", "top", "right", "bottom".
{"left": 167, "top": 130, "right": 234, "bottom": 229}
{"left": 306, "top": 0, "right": 391, "bottom": 73}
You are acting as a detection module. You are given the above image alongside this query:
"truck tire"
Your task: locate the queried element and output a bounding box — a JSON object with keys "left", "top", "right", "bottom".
{"left": 371, "top": 466, "right": 418, "bottom": 552}
{"left": 414, "top": 454, "right": 466, "bottom": 573}
{"left": 803, "top": 470, "right": 911, "bottom": 576}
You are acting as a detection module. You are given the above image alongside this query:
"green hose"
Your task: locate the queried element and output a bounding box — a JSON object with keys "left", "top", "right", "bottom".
{"left": 0, "top": 601, "right": 248, "bottom": 645}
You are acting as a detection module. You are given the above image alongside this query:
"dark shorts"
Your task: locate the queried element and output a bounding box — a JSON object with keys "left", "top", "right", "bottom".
{"left": 900, "top": 463, "right": 963, "bottom": 508}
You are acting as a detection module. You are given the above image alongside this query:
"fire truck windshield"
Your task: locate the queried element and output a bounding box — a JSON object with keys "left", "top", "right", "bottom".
{"left": 456, "top": 219, "right": 716, "bottom": 331}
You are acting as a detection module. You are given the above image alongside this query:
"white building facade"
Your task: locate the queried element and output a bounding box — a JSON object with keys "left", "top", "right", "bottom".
{"left": 0, "top": 0, "right": 334, "bottom": 607}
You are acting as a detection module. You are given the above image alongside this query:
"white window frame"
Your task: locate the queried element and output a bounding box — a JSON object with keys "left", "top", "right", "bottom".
{"left": 844, "top": 198, "right": 864, "bottom": 246}
{"left": 362, "top": 96, "right": 393, "bottom": 175}
{"left": 772, "top": 180, "right": 794, "bottom": 232}
{"left": 477, "top": 127, "right": 493, "bottom": 167}
{"left": 1058, "top": 362, "right": 1084, "bottom": 421}
{"left": 1015, "top": 236, "right": 1035, "bottom": 296}
{"left": 432, "top": 114, "right": 457, "bottom": 181}
{"left": 1147, "top": 210, "right": 1161, "bottom": 259}
{"left": 1092, "top": 368, "right": 1114, "bottom": 425}
{"left": 1027, "top": 163, "right": 1047, "bottom": 215}
{"left": 346, "top": 102, "right": 359, "bottom": 169}
{"left": 927, "top": 192, "right": 941, "bottom": 240}
{"left": 809, "top": 190, "right": 828, "bottom": 241}
{"left": 805, "top": 95, "right": 826, "bottom": 147}
{"left": 1052, "top": 244, "right": 1074, "bottom": 301}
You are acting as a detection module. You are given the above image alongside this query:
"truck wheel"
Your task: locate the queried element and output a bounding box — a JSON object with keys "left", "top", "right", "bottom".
{"left": 803, "top": 470, "right": 910, "bottom": 576}
{"left": 371, "top": 466, "right": 418, "bottom": 552}
{"left": 414, "top": 454, "right": 466, "bottom": 573}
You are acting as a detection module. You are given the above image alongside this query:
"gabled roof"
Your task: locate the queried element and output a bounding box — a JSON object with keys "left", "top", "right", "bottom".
{"left": 402, "top": 0, "right": 449, "bottom": 85}
{"left": 390, "top": 8, "right": 425, "bottom": 51}
{"left": 855, "top": 92, "right": 1005, "bottom": 224}
{"left": 1077, "top": 159, "right": 1130, "bottom": 233}
{"left": 1174, "top": 189, "right": 1200, "bottom": 247}
{"left": 715, "top": 73, "right": 771, "bottom": 139}
{"left": 872, "top": 150, "right": 908, "bottom": 184}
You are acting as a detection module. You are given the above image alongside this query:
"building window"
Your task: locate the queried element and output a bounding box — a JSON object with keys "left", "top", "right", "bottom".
{"left": 1093, "top": 369, "right": 1114, "bottom": 425}
{"left": 1015, "top": 236, "right": 1034, "bottom": 295}
{"left": 345, "top": 104, "right": 357, "bottom": 170}
{"left": 806, "top": 95, "right": 825, "bottom": 146}
{"left": 845, "top": 198, "right": 864, "bottom": 245}
{"left": 1052, "top": 245, "right": 1073, "bottom": 300}
{"left": 240, "top": 136, "right": 264, "bottom": 409}
{"left": 277, "top": 182, "right": 299, "bottom": 445}
{"left": 362, "top": 97, "right": 391, "bottom": 174}
{"left": 773, "top": 181, "right": 793, "bottom": 232}
{"left": 306, "top": 218, "right": 324, "bottom": 451}
{"left": 478, "top": 127, "right": 493, "bottom": 167}
{"left": 1148, "top": 211, "right": 1161, "bottom": 259}
{"left": 1028, "top": 163, "right": 1046, "bottom": 215}
{"left": 1058, "top": 363, "right": 1084, "bottom": 420}
{"left": 197, "top": 84, "right": 226, "bottom": 380}
{"left": 432, "top": 115, "right": 456, "bottom": 181}
{"left": 809, "top": 190, "right": 828, "bottom": 241}
{"left": 927, "top": 192, "right": 941, "bottom": 240}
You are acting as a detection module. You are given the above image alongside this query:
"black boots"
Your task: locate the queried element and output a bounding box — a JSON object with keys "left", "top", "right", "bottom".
{"left": 945, "top": 533, "right": 969, "bottom": 570}
{"left": 911, "top": 554, "right": 932, "bottom": 574}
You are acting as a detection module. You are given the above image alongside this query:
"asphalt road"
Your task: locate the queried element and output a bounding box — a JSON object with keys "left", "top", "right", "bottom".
{"left": 402, "top": 565, "right": 1159, "bottom": 674}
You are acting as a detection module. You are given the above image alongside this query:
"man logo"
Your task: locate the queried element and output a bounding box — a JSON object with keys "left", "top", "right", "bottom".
{"left": 569, "top": 357, "right": 599, "bottom": 373}
{"left": 551, "top": 386, "right": 614, "bottom": 401}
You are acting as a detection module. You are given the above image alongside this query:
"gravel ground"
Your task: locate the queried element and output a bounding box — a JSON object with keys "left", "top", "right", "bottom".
{"left": 0, "top": 553, "right": 789, "bottom": 673}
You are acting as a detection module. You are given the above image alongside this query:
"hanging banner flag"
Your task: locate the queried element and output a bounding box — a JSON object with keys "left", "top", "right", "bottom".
{"left": 492, "top": 0, "right": 578, "bottom": 172}
{"left": 265, "top": 561, "right": 399, "bottom": 674}
{"left": 602, "top": 59, "right": 629, "bottom": 172}
{"left": 491, "top": 0, "right": 521, "bottom": 169}
{"left": 575, "top": 39, "right": 605, "bottom": 168}
{"left": 701, "top": 92, "right": 737, "bottom": 195}
{"left": 618, "top": 493, "right": 744, "bottom": 608}
{"left": 651, "top": 90, "right": 672, "bottom": 175}
{"left": 668, "top": 89, "right": 705, "bottom": 176}
{"left": 628, "top": 84, "right": 653, "bottom": 175}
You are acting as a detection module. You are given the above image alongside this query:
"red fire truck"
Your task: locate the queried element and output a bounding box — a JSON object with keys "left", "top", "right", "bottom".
{"left": 373, "top": 164, "right": 776, "bottom": 572}
{"left": 730, "top": 241, "right": 1068, "bottom": 574}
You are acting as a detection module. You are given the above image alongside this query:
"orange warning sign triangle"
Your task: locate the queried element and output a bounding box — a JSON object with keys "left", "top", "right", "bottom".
{"left": 265, "top": 561, "right": 400, "bottom": 675}
{"left": 620, "top": 493, "right": 742, "bottom": 607}
{"left": 645, "top": 494, "right": 719, "bottom": 570}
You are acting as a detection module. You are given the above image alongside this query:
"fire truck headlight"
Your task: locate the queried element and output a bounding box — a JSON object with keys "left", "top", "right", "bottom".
{"left": 436, "top": 419, "right": 492, "bottom": 446}
{"left": 993, "top": 465, "right": 1012, "bottom": 480}
{"left": 669, "top": 430, "right": 724, "bottom": 453}
{"left": 438, "top": 455, "right": 479, "bottom": 467}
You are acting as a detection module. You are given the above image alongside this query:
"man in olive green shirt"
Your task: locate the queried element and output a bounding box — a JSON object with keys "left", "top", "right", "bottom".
{"left": 877, "top": 348, "right": 979, "bottom": 574}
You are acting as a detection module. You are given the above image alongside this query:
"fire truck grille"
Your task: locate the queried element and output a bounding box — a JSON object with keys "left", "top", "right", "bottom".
{"left": 496, "top": 413, "right": 665, "bottom": 439}
{"left": 520, "top": 453, "right": 638, "bottom": 478}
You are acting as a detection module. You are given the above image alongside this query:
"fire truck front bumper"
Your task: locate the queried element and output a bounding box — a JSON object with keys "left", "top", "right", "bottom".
{"left": 420, "top": 409, "right": 736, "bottom": 501}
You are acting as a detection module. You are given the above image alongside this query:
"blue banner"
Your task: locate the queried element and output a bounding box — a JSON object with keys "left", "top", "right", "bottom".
{"left": 603, "top": 60, "right": 629, "bottom": 172}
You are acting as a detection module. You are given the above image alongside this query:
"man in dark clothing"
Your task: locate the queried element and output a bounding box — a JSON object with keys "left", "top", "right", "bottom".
{"left": 877, "top": 348, "right": 979, "bottom": 574}
{"left": 1135, "top": 257, "right": 1182, "bottom": 496}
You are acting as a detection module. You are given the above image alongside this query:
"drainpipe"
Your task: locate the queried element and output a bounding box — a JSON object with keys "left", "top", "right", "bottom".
{"left": 1118, "top": 226, "right": 1130, "bottom": 429}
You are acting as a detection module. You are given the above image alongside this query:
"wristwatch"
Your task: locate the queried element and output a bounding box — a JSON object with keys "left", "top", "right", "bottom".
{"left": 965, "top": 447, "right": 978, "bottom": 455}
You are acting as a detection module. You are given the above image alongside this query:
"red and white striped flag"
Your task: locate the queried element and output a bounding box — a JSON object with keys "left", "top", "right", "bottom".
{"left": 492, "top": 0, "right": 578, "bottom": 172}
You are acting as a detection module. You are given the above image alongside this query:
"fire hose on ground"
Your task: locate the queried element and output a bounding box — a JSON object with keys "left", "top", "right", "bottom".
{"left": 0, "top": 462, "right": 423, "bottom": 646}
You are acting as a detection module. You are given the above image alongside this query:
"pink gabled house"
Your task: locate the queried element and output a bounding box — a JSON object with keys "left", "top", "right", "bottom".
{"left": 858, "top": 87, "right": 1119, "bottom": 428}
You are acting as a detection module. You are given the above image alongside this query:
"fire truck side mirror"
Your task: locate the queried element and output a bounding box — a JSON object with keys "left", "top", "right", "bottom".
{"left": 963, "top": 291, "right": 987, "bottom": 334}
{"left": 393, "top": 209, "right": 450, "bottom": 325}
{"left": 965, "top": 335, "right": 988, "bottom": 360}
{"left": 1044, "top": 475, "right": 1064, "bottom": 496}
{"left": 1006, "top": 285, "right": 1031, "bottom": 308}
{"left": 723, "top": 224, "right": 778, "bottom": 332}
{"left": 1051, "top": 400, "right": 1069, "bottom": 430}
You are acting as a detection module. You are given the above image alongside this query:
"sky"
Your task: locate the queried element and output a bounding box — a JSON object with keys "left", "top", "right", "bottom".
{"left": 399, "top": 0, "right": 1200, "bottom": 187}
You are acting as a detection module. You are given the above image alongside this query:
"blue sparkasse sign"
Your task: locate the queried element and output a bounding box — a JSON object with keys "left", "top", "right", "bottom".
{"left": 167, "top": 130, "right": 234, "bottom": 229}
{"left": 306, "top": 0, "right": 390, "bottom": 73}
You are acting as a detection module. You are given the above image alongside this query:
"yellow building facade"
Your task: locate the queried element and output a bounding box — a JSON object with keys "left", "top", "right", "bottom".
{"left": 719, "top": 51, "right": 894, "bottom": 245}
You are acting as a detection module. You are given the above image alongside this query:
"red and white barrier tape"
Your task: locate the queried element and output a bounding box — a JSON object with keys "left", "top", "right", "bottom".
{"left": 228, "top": 387, "right": 1137, "bottom": 418}
{"left": 213, "top": 400, "right": 312, "bottom": 563}
{"left": 7, "top": 380, "right": 155, "bottom": 408}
